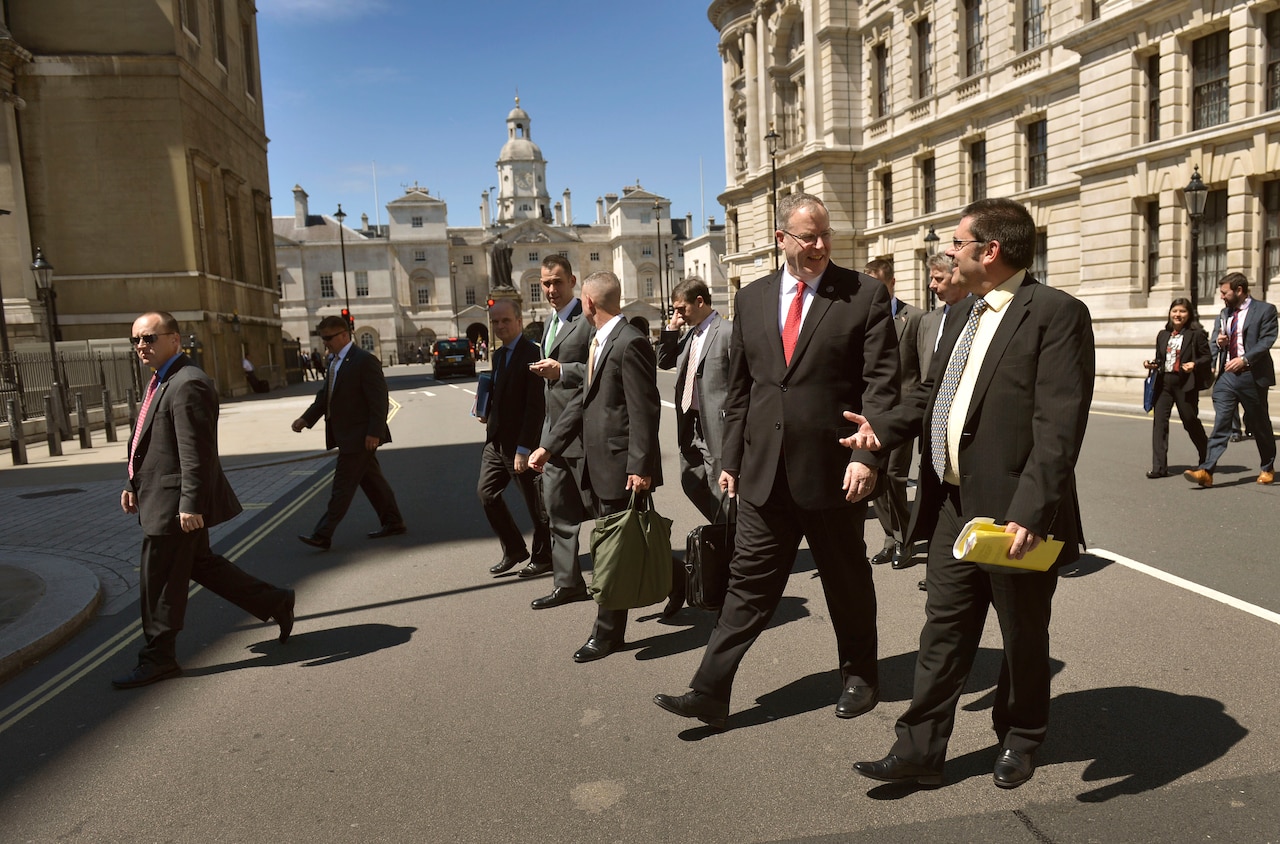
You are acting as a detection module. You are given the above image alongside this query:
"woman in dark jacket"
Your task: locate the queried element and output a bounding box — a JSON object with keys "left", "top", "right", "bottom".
{"left": 1143, "top": 298, "right": 1211, "bottom": 478}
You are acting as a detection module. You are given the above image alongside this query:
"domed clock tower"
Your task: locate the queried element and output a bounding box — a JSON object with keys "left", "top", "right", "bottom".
{"left": 494, "top": 97, "right": 551, "bottom": 226}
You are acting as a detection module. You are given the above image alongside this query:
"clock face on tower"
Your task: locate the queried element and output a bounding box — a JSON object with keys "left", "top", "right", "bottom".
{"left": 517, "top": 171, "right": 534, "bottom": 192}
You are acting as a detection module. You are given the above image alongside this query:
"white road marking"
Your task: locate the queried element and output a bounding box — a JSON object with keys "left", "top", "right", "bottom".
{"left": 410, "top": 391, "right": 436, "bottom": 397}
{"left": 1092, "top": 548, "right": 1280, "bottom": 626}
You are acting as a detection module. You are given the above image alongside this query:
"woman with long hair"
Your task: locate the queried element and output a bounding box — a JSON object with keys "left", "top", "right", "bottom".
{"left": 1143, "top": 298, "right": 1211, "bottom": 478}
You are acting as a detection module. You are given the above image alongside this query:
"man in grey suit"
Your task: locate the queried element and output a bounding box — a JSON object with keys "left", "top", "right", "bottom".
{"left": 865, "top": 258, "right": 921, "bottom": 570}
{"left": 530, "top": 271, "right": 663, "bottom": 663}
{"left": 657, "top": 277, "right": 732, "bottom": 616}
{"left": 527, "top": 255, "right": 595, "bottom": 603}
{"left": 1185, "top": 271, "right": 1276, "bottom": 486}
{"left": 115, "top": 311, "right": 294, "bottom": 689}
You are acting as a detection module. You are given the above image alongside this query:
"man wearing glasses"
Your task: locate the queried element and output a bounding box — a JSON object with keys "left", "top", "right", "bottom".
{"left": 115, "top": 312, "right": 295, "bottom": 689}
{"left": 654, "top": 192, "right": 899, "bottom": 729}
{"left": 292, "top": 315, "right": 406, "bottom": 550}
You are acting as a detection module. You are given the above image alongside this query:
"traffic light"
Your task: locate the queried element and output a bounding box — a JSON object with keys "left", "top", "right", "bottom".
{"left": 341, "top": 308, "right": 353, "bottom": 331}
{"left": 486, "top": 298, "right": 496, "bottom": 309}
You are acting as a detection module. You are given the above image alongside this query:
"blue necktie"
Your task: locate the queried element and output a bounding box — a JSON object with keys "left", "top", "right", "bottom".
{"left": 930, "top": 299, "right": 988, "bottom": 481}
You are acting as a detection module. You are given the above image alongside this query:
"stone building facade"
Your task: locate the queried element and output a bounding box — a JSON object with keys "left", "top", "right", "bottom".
{"left": 275, "top": 101, "right": 722, "bottom": 360}
{"left": 0, "top": 0, "right": 280, "bottom": 396}
{"left": 707, "top": 0, "right": 1280, "bottom": 390}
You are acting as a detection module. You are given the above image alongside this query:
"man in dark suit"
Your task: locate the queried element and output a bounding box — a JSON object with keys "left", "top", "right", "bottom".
{"left": 476, "top": 298, "right": 550, "bottom": 574}
{"left": 292, "top": 315, "right": 405, "bottom": 550}
{"left": 847, "top": 197, "right": 1095, "bottom": 789}
{"left": 657, "top": 276, "right": 732, "bottom": 616}
{"left": 1184, "top": 272, "right": 1276, "bottom": 486}
{"left": 530, "top": 271, "right": 663, "bottom": 663}
{"left": 865, "top": 258, "right": 922, "bottom": 570}
{"left": 115, "top": 311, "right": 294, "bottom": 689}
{"left": 652, "top": 193, "right": 899, "bottom": 729}
{"left": 526, "top": 255, "right": 595, "bottom": 602}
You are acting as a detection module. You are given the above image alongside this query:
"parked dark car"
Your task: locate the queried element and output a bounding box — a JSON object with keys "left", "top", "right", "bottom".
{"left": 432, "top": 338, "right": 476, "bottom": 378}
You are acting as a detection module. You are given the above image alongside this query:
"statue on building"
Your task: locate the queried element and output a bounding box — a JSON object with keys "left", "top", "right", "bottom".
{"left": 489, "top": 236, "right": 514, "bottom": 289}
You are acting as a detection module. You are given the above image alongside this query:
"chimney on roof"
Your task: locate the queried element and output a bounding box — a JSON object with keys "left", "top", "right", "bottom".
{"left": 686, "top": 213, "right": 693, "bottom": 236}
{"left": 596, "top": 196, "right": 605, "bottom": 225}
{"left": 563, "top": 189, "right": 572, "bottom": 225}
{"left": 361, "top": 212, "right": 369, "bottom": 231}
{"left": 554, "top": 202, "right": 563, "bottom": 226}
{"left": 481, "top": 189, "right": 491, "bottom": 229}
{"left": 293, "top": 185, "right": 308, "bottom": 228}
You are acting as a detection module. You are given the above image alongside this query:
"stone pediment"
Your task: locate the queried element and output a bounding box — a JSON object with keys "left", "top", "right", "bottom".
{"left": 490, "top": 218, "right": 580, "bottom": 244}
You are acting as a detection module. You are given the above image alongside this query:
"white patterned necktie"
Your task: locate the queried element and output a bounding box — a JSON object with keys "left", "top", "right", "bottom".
{"left": 681, "top": 327, "right": 703, "bottom": 413}
{"left": 930, "top": 299, "right": 988, "bottom": 481}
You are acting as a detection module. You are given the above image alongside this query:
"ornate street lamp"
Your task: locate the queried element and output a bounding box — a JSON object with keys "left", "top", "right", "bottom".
{"left": 334, "top": 204, "right": 352, "bottom": 329}
{"left": 32, "top": 247, "right": 70, "bottom": 440}
{"left": 450, "top": 261, "right": 459, "bottom": 337}
{"left": 653, "top": 199, "right": 663, "bottom": 315}
{"left": 923, "top": 225, "right": 941, "bottom": 309}
{"left": 1183, "top": 165, "right": 1208, "bottom": 300}
{"left": 765, "top": 126, "right": 781, "bottom": 270}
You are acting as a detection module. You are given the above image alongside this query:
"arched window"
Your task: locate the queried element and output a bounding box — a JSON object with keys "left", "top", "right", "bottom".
{"left": 360, "top": 332, "right": 375, "bottom": 352}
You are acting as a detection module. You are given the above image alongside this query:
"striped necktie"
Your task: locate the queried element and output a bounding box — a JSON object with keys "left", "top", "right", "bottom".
{"left": 930, "top": 299, "right": 988, "bottom": 481}
{"left": 128, "top": 374, "right": 160, "bottom": 479}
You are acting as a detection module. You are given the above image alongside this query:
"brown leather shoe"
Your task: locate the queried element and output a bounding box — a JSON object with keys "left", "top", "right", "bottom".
{"left": 1183, "top": 468, "right": 1213, "bottom": 487}
{"left": 1259, "top": 470, "right": 1275, "bottom": 485}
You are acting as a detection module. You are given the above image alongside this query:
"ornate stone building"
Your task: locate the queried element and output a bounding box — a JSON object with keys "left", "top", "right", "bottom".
{"left": 708, "top": 0, "right": 1280, "bottom": 390}
{"left": 275, "top": 100, "right": 719, "bottom": 360}
{"left": 0, "top": 0, "right": 280, "bottom": 396}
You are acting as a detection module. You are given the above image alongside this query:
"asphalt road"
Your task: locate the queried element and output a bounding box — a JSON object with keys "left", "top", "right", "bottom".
{"left": 1, "top": 366, "right": 1277, "bottom": 843}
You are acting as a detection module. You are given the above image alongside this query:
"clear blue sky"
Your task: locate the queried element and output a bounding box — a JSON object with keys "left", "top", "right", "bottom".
{"left": 258, "top": 0, "right": 729, "bottom": 234}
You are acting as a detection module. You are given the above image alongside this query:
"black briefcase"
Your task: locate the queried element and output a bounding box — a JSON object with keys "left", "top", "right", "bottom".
{"left": 684, "top": 499, "right": 736, "bottom": 611}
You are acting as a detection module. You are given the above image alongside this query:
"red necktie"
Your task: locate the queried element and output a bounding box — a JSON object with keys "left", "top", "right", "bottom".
{"left": 129, "top": 374, "right": 159, "bottom": 479}
{"left": 782, "top": 281, "right": 806, "bottom": 364}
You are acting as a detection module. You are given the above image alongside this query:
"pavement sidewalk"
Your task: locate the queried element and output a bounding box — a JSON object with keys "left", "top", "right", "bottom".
{"left": 0, "top": 375, "right": 1271, "bottom": 684}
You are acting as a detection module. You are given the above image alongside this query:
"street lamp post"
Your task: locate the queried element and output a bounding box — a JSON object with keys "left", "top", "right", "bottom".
{"left": 334, "top": 204, "right": 352, "bottom": 329}
{"left": 1183, "top": 165, "right": 1208, "bottom": 301}
{"left": 923, "top": 225, "right": 940, "bottom": 309}
{"left": 450, "top": 261, "right": 459, "bottom": 337}
{"left": 0, "top": 209, "right": 11, "bottom": 364}
{"left": 664, "top": 244, "right": 674, "bottom": 320}
{"left": 765, "top": 127, "right": 781, "bottom": 270}
{"left": 653, "top": 199, "right": 663, "bottom": 316}
{"left": 31, "top": 247, "right": 70, "bottom": 441}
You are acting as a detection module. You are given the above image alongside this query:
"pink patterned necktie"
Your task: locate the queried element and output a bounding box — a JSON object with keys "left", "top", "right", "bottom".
{"left": 129, "top": 374, "right": 159, "bottom": 479}
{"left": 782, "top": 281, "right": 806, "bottom": 364}
{"left": 681, "top": 327, "right": 703, "bottom": 413}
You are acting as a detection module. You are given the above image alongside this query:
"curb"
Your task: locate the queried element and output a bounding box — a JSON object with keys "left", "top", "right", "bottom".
{"left": 0, "top": 553, "right": 103, "bottom": 684}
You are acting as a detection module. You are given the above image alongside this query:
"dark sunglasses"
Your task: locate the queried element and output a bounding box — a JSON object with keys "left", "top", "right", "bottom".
{"left": 320, "top": 332, "right": 347, "bottom": 342}
{"left": 129, "top": 332, "right": 176, "bottom": 346}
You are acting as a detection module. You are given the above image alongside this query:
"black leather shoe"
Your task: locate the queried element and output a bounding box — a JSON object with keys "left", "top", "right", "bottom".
{"left": 870, "top": 543, "right": 899, "bottom": 565}
{"left": 891, "top": 551, "right": 917, "bottom": 570}
{"left": 1229, "top": 433, "right": 1243, "bottom": 443}
{"left": 273, "top": 589, "right": 296, "bottom": 643}
{"left": 111, "top": 662, "right": 182, "bottom": 690}
{"left": 530, "top": 585, "right": 589, "bottom": 610}
{"left": 653, "top": 690, "right": 729, "bottom": 729}
{"left": 367, "top": 523, "right": 407, "bottom": 539}
{"left": 834, "top": 684, "right": 879, "bottom": 719}
{"left": 516, "top": 560, "right": 553, "bottom": 579}
{"left": 489, "top": 552, "right": 529, "bottom": 575}
{"left": 852, "top": 754, "right": 943, "bottom": 786}
{"left": 1146, "top": 470, "right": 1169, "bottom": 479}
{"left": 993, "top": 749, "right": 1035, "bottom": 789}
{"left": 573, "top": 637, "right": 620, "bottom": 663}
{"left": 297, "top": 534, "right": 331, "bottom": 551}
{"left": 661, "top": 593, "right": 685, "bottom": 618}
{"left": 917, "top": 579, "right": 927, "bottom": 592}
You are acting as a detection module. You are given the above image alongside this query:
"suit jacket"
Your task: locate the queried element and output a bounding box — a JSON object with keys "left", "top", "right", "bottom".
{"left": 902, "top": 307, "right": 946, "bottom": 393}
{"left": 1210, "top": 299, "right": 1278, "bottom": 387}
{"left": 657, "top": 312, "right": 731, "bottom": 456}
{"left": 541, "top": 300, "right": 592, "bottom": 460}
{"left": 126, "top": 354, "right": 242, "bottom": 536}
{"left": 878, "top": 275, "right": 1095, "bottom": 564}
{"left": 723, "top": 262, "right": 900, "bottom": 510}
{"left": 300, "top": 344, "right": 393, "bottom": 453}
{"left": 1152, "top": 326, "right": 1212, "bottom": 395}
{"left": 485, "top": 335, "right": 545, "bottom": 453}
{"left": 543, "top": 320, "right": 663, "bottom": 500}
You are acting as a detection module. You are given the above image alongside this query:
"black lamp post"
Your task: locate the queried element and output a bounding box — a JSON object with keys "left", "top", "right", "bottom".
{"left": 450, "top": 261, "right": 459, "bottom": 337}
{"left": 664, "top": 244, "right": 674, "bottom": 319}
{"left": 923, "top": 225, "right": 940, "bottom": 309}
{"left": 653, "top": 199, "right": 663, "bottom": 315}
{"left": 765, "top": 127, "right": 781, "bottom": 269}
{"left": 32, "top": 247, "right": 70, "bottom": 440}
{"left": 334, "top": 204, "right": 351, "bottom": 328}
{"left": 0, "top": 209, "right": 11, "bottom": 365}
{"left": 1183, "top": 165, "right": 1208, "bottom": 300}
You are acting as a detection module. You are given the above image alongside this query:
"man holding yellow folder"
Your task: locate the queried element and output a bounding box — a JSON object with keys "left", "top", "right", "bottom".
{"left": 842, "top": 198, "right": 1094, "bottom": 790}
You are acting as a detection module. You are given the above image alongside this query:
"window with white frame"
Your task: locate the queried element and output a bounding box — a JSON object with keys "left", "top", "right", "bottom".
{"left": 359, "top": 332, "right": 375, "bottom": 352}
{"left": 1262, "top": 180, "right": 1279, "bottom": 296}
{"left": 528, "top": 251, "right": 539, "bottom": 262}
{"left": 590, "top": 252, "right": 600, "bottom": 262}
{"left": 873, "top": 42, "right": 890, "bottom": 118}
{"left": 463, "top": 254, "right": 473, "bottom": 264}
{"left": 529, "top": 282, "right": 542, "bottom": 303}
{"left": 921, "top": 157, "right": 936, "bottom": 214}
{"left": 1145, "top": 201, "right": 1160, "bottom": 292}
{"left": 1027, "top": 119, "right": 1048, "bottom": 189}
{"left": 416, "top": 285, "right": 430, "bottom": 306}
{"left": 881, "top": 170, "right": 893, "bottom": 225}
{"left": 964, "top": 0, "right": 984, "bottom": 77}
{"left": 642, "top": 245, "right": 652, "bottom": 257}
{"left": 644, "top": 276, "right": 655, "bottom": 297}
{"left": 320, "top": 273, "right": 334, "bottom": 298}
{"left": 411, "top": 216, "right": 423, "bottom": 228}
{"left": 1192, "top": 30, "right": 1229, "bottom": 130}
{"left": 915, "top": 18, "right": 933, "bottom": 99}
{"left": 465, "top": 287, "right": 476, "bottom": 306}
{"left": 970, "top": 140, "right": 987, "bottom": 201}
{"left": 1267, "top": 11, "right": 1280, "bottom": 112}
{"left": 1146, "top": 54, "right": 1161, "bottom": 142}
{"left": 414, "top": 250, "right": 426, "bottom": 262}
{"left": 1197, "top": 189, "right": 1228, "bottom": 300}
{"left": 1021, "top": 0, "right": 1045, "bottom": 51}
{"left": 355, "top": 271, "right": 369, "bottom": 297}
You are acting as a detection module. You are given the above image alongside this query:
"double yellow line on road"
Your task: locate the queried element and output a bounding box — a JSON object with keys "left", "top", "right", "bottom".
{"left": 0, "top": 468, "right": 335, "bottom": 736}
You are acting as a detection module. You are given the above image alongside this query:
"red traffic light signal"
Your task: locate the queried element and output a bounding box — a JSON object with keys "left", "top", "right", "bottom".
{"left": 486, "top": 298, "right": 496, "bottom": 308}
{"left": 341, "top": 308, "right": 353, "bottom": 331}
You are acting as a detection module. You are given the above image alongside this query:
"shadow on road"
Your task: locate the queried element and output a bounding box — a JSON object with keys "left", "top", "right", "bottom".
{"left": 186, "top": 623, "right": 417, "bottom": 674}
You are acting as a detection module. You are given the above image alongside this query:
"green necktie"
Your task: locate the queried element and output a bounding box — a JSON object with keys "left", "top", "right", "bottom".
{"left": 544, "top": 315, "right": 560, "bottom": 355}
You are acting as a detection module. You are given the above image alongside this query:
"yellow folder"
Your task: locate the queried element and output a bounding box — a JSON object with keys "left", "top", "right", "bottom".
{"left": 951, "top": 517, "right": 1063, "bottom": 572}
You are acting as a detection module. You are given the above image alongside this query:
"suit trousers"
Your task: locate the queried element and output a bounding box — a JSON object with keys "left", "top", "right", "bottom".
{"left": 1200, "top": 371, "right": 1276, "bottom": 472}
{"left": 890, "top": 487, "right": 1058, "bottom": 770}
{"left": 477, "top": 441, "right": 550, "bottom": 562}
{"left": 139, "top": 528, "right": 285, "bottom": 666}
{"left": 313, "top": 448, "right": 403, "bottom": 539}
{"left": 542, "top": 454, "right": 589, "bottom": 590}
{"left": 691, "top": 459, "right": 878, "bottom": 704}
{"left": 1151, "top": 374, "right": 1208, "bottom": 473}
{"left": 873, "top": 440, "right": 914, "bottom": 547}
{"left": 678, "top": 411, "right": 727, "bottom": 524}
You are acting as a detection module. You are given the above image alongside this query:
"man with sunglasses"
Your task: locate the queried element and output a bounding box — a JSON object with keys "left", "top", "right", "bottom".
{"left": 653, "top": 192, "right": 899, "bottom": 729}
{"left": 292, "top": 315, "right": 406, "bottom": 550}
{"left": 115, "top": 312, "right": 295, "bottom": 689}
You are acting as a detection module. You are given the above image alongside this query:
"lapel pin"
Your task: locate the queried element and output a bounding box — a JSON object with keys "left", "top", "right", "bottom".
{"left": 824, "top": 286, "right": 834, "bottom": 294}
